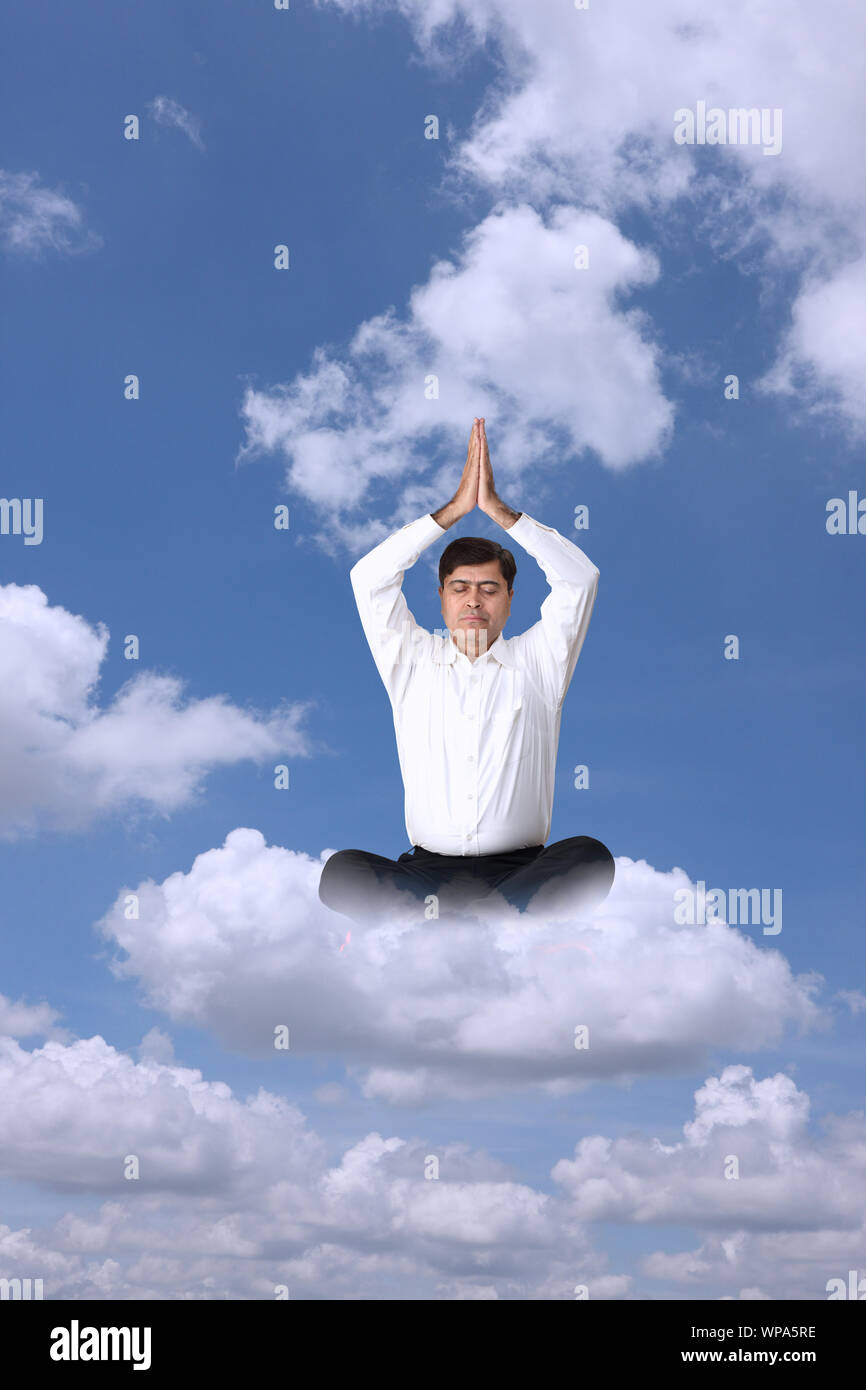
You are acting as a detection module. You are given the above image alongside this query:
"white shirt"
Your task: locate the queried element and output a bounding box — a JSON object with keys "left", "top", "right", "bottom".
{"left": 350, "top": 511, "right": 600, "bottom": 856}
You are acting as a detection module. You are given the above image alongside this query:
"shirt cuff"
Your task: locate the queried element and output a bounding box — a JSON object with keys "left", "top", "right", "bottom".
{"left": 507, "top": 511, "right": 544, "bottom": 539}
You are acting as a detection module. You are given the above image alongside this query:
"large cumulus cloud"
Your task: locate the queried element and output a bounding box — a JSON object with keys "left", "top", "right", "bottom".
{"left": 96, "top": 828, "right": 823, "bottom": 1105}
{"left": 239, "top": 203, "right": 675, "bottom": 552}
{"left": 264, "top": 0, "right": 866, "bottom": 531}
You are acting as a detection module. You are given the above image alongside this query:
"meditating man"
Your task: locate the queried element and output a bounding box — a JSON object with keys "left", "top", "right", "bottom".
{"left": 318, "top": 418, "right": 615, "bottom": 921}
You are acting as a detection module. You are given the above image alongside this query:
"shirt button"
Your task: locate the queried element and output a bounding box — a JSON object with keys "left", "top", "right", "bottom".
{"left": 467, "top": 792, "right": 474, "bottom": 799}
{"left": 468, "top": 754, "right": 476, "bottom": 762}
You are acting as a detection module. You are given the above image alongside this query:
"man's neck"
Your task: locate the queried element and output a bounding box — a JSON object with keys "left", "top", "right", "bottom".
{"left": 451, "top": 630, "right": 501, "bottom": 663}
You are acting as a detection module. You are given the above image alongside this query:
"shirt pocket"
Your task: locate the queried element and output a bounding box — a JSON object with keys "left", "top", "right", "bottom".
{"left": 493, "top": 690, "right": 523, "bottom": 724}
{"left": 491, "top": 669, "right": 525, "bottom": 737}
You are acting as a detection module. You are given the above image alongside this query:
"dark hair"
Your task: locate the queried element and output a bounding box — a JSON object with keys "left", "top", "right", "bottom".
{"left": 439, "top": 536, "right": 516, "bottom": 592}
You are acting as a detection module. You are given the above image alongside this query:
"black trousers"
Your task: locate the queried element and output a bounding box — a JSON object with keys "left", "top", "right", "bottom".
{"left": 318, "top": 836, "right": 616, "bottom": 920}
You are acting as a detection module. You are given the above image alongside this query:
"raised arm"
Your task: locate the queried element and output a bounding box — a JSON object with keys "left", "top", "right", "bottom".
{"left": 475, "top": 418, "right": 599, "bottom": 706}
{"left": 349, "top": 421, "right": 481, "bottom": 701}
{"left": 506, "top": 513, "right": 600, "bottom": 707}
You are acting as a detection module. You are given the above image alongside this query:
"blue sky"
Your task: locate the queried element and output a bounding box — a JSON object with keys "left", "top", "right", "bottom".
{"left": 1, "top": 0, "right": 864, "bottom": 1300}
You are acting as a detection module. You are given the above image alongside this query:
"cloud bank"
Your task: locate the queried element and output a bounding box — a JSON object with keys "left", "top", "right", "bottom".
{"left": 0, "top": 1012, "right": 861, "bottom": 1300}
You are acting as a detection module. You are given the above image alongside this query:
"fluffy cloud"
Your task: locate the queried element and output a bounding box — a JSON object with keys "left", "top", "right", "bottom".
{"left": 239, "top": 203, "right": 675, "bottom": 547}
{"left": 0, "top": 1014, "right": 861, "bottom": 1299}
{"left": 563, "top": 1064, "right": 866, "bottom": 1300}
{"left": 320, "top": 0, "right": 866, "bottom": 224}
{"left": 0, "top": 583, "right": 313, "bottom": 839}
{"left": 96, "top": 828, "right": 822, "bottom": 1105}
{"left": 553, "top": 1065, "right": 856, "bottom": 1231}
{"left": 0, "top": 991, "right": 66, "bottom": 1041}
{"left": 0, "top": 1020, "right": 587, "bottom": 1299}
{"left": 757, "top": 254, "right": 866, "bottom": 433}
{"left": 0, "top": 1032, "right": 324, "bottom": 1196}
{"left": 287, "top": 0, "right": 866, "bottom": 494}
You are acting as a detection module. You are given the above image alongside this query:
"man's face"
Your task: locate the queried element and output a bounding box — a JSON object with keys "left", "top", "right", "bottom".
{"left": 439, "top": 561, "right": 513, "bottom": 656}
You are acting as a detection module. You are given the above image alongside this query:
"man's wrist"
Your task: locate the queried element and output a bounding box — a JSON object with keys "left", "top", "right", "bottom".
{"left": 483, "top": 497, "right": 521, "bottom": 529}
{"left": 431, "top": 500, "right": 459, "bottom": 529}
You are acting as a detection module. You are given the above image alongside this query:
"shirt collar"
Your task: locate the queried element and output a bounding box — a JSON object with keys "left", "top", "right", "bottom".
{"left": 434, "top": 632, "right": 515, "bottom": 667}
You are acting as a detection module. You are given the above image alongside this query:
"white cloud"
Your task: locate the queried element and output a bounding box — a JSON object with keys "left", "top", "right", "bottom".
{"left": 756, "top": 255, "right": 866, "bottom": 432}
{"left": 96, "top": 828, "right": 823, "bottom": 1105}
{"left": 0, "top": 169, "right": 99, "bottom": 256}
{"left": 0, "top": 1031, "right": 324, "bottom": 1196}
{"left": 0, "top": 991, "right": 66, "bottom": 1041}
{"left": 148, "top": 96, "right": 205, "bottom": 151}
{"left": 553, "top": 1064, "right": 860, "bottom": 1232}
{"left": 136, "top": 1027, "right": 177, "bottom": 1066}
{"left": 0, "top": 583, "right": 313, "bottom": 838}
{"left": 297, "top": 0, "right": 866, "bottom": 478}
{"left": 321, "top": 0, "right": 866, "bottom": 223}
{"left": 0, "top": 1015, "right": 862, "bottom": 1299}
{"left": 0, "top": 1021, "right": 576, "bottom": 1298}
{"left": 239, "top": 203, "right": 674, "bottom": 547}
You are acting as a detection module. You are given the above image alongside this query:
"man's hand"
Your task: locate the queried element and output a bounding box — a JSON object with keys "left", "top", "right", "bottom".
{"left": 431, "top": 421, "right": 480, "bottom": 529}
{"left": 430, "top": 418, "right": 521, "bottom": 531}
{"left": 477, "top": 418, "right": 521, "bottom": 530}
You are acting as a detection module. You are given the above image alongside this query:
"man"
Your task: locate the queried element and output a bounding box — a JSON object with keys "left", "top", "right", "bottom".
{"left": 318, "top": 418, "right": 615, "bottom": 921}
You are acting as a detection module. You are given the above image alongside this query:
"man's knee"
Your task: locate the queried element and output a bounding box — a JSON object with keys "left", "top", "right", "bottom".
{"left": 584, "top": 836, "right": 615, "bottom": 871}
{"left": 319, "top": 848, "right": 423, "bottom": 922}
{"left": 544, "top": 836, "right": 616, "bottom": 896}
{"left": 322, "top": 849, "right": 369, "bottom": 869}
{"left": 318, "top": 849, "right": 370, "bottom": 905}
{"left": 549, "top": 835, "right": 615, "bottom": 867}
{"left": 577, "top": 837, "right": 615, "bottom": 889}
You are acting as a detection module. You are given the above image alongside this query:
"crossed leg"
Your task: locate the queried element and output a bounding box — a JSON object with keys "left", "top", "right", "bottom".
{"left": 318, "top": 836, "right": 615, "bottom": 922}
{"left": 317, "top": 848, "right": 440, "bottom": 921}
{"left": 478, "top": 836, "right": 616, "bottom": 914}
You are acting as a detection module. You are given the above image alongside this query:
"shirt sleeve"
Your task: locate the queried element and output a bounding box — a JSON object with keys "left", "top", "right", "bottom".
{"left": 505, "top": 511, "right": 600, "bottom": 708}
{"left": 349, "top": 512, "right": 447, "bottom": 703}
